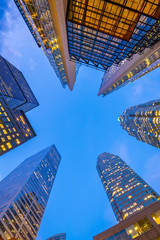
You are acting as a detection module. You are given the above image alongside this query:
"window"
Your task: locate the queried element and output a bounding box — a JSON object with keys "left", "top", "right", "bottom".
{"left": 126, "top": 217, "right": 153, "bottom": 239}
{"left": 152, "top": 209, "right": 160, "bottom": 225}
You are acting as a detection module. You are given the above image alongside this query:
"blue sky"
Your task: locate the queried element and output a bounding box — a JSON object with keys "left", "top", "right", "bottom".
{"left": 0, "top": 1, "right": 160, "bottom": 240}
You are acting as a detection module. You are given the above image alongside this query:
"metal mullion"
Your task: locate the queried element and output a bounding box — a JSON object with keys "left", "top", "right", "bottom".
{"left": 67, "top": 24, "right": 126, "bottom": 48}
{"left": 103, "top": 0, "right": 159, "bottom": 19}
{"left": 6, "top": 208, "right": 20, "bottom": 231}
{"left": 1, "top": 215, "right": 15, "bottom": 239}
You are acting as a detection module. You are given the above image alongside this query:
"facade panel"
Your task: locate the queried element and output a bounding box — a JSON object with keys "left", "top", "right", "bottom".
{"left": 0, "top": 55, "right": 39, "bottom": 112}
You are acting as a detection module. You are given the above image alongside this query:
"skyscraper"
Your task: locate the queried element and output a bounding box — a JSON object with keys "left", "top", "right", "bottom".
{"left": 98, "top": 40, "right": 160, "bottom": 96}
{"left": 0, "top": 144, "right": 61, "bottom": 240}
{"left": 14, "top": 0, "right": 160, "bottom": 93}
{"left": 0, "top": 55, "right": 39, "bottom": 155}
{"left": 66, "top": 0, "right": 160, "bottom": 71}
{"left": 97, "top": 152, "right": 160, "bottom": 222}
{"left": 14, "top": 0, "right": 78, "bottom": 90}
{"left": 119, "top": 99, "right": 160, "bottom": 149}
{"left": 47, "top": 233, "right": 66, "bottom": 240}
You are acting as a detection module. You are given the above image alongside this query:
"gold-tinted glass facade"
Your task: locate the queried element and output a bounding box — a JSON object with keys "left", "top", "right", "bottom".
{"left": 67, "top": 0, "right": 160, "bottom": 70}
{"left": 120, "top": 99, "right": 160, "bottom": 149}
{"left": 97, "top": 153, "right": 160, "bottom": 222}
{"left": 67, "top": 0, "right": 160, "bottom": 41}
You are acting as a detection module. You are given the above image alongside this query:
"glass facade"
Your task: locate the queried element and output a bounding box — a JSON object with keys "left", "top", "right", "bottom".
{"left": 47, "top": 233, "right": 66, "bottom": 240}
{"left": 0, "top": 97, "right": 36, "bottom": 155}
{"left": 101, "top": 45, "right": 160, "bottom": 96}
{"left": 0, "top": 56, "right": 38, "bottom": 155}
{"left": 103, "top": 216, "right": 154, "bottom": 240}
{"left": 120, "top": 99, "right": 160, "bottom": 149}
{"left": 14, "top": 0, "right": 70, "bottom": 87}
{"left": 0, "top": 145, "right": 61, "bottom": 240}
{"left": 67, "top": 0, "right": 160, "bottom": 71}
{"left": 0, "top": 56, "right": 39, "bottom": 113}
{"left": 97, "top": 152, "right": 160, "bottom": 222}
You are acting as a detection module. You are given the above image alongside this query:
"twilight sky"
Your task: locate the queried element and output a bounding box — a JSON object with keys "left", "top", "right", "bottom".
{"left": 0, "top": 1, "right": 160, "bottom": 240}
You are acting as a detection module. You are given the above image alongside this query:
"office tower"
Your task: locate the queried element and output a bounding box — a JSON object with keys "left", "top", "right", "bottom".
{"left": 0, "top": 55, "right": 39, "bottom": 155}
{"left": 97, "top": 152, "right": 160, "bottom": 222}
{"left": 93, "top": 201, "right": 160, "bottom": 240}
{"left": 14, "top": 0, "right": 78, "bottom": 90}
{"left": 119, "top": 99, "right": 160, "bottom": 149}
{"left": 0, "top": 145, "right": 61, "bottom": 240}
{"left": 66, "top": 1, "right": 160, "bottom": 70}
{"left": 98, "top": 41, "right": 160, "bottom": 96}
{"left": 47, "top": 233, "right": 66, "bottom": 240}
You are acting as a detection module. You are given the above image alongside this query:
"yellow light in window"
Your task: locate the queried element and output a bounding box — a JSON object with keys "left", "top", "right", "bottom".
{"left": 0, "top": 124, "right": 4, "bottom": 129}
{"left": 3, "top": 130, "right": 7, "bottom": 134}
{"left": 6, "top": 142, "right": 12, "bottom": 149}
{"left": 20, "top": 116, "right": 25, "bottom": 124}
{"left": 7, "top": 136, "right": 11, "bottom": 140}
{"left": 7, "top": 117, "right": 10, "bottom": 121}
{"left": 1, "top": 145, "right": 6, "bottom": 151}
{"left": 128, "top": 229, "right": 133, "bottom": 234}
{"left": 128, "top": 195, "right": 132, "bottom": 199}
{"left": 16, "top": 139, "right": 20, "bottom": 144}
{"left": 13, "top": 128, "right": 16, "bottom": 132}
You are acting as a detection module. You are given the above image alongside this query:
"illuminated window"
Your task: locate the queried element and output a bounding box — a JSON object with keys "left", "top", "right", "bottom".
{"left": 3, "top": 130, "right": 8, "bottom": 135}
{"left": 152, "top": 209, "right": 160, "bottom": 225}
{"left": 7, "top": 136, "right": 11, "bottom": 140}
{"left": 1, "top": 145, "right": 6, "bottom": 151}
{"left": 1, "top": 137, "right": 5, "bottom": 142}
{"left": 126, "top": 217, "right": 153, "bottom": 239}
{"left": 6, "top": 142, "right": 12, "bottom": 149}
{"left": 16, "top": 139, "right": 20, "bottom": 144}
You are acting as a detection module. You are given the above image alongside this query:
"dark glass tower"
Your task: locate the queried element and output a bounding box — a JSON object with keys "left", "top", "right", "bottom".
{"left": 0, "top": 145, "right": 61, "bottom": 240}
{"left": 120, "top": 99, "right": 160, "bottom": 149}
{"left": 0, "top": 55, "right": 39, "bottom": 155}
{"left": 97, "top": 152, "right": 160, "bottom": 222}
{"left": 47, "top": 233, "right": 66, "bottom": 240}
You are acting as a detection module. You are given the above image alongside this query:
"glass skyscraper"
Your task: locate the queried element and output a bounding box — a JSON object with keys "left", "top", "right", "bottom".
{"left": 14, "top": 0, "right": 78, "bottom": 90}
{"left": 47, "top": 233, "right": 66, "bottom": 240}
{"left": 97, "top": 152, "right": 160, "bottom": 222}
{"left": 0, "top": 55, "right": 39, "bottom": 155}
{"left": 67, "top": 0, "right": 160, "bottom": 71}
{"left": 98, "top": 41, "right": 160, "bottom": 96}
{"left": 120, "top": 99, "right": 160, "bottom": 149}
{"left": 0, "top": 144, "right": 61, "bottom": 240}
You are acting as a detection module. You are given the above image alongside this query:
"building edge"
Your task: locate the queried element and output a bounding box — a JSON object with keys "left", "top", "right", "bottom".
{"left": 48, "top": 0, "right": 76, "bottom": 91}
